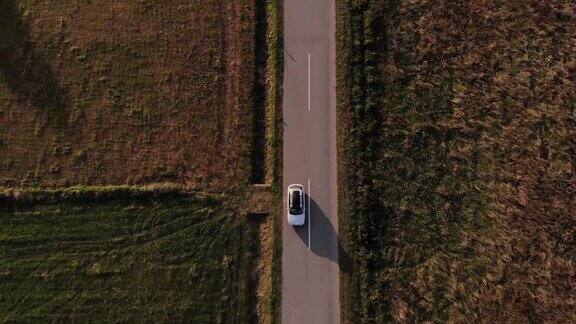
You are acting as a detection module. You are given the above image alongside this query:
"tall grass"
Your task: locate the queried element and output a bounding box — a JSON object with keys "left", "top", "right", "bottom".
{"left": 0, "top": 183, "right": 194, "bottom": 207}
{"left": 264, "top": 0, "right": 283, "bottom": 322}
{"left": 337, "top": 0, "right": 576, "bottom": 322}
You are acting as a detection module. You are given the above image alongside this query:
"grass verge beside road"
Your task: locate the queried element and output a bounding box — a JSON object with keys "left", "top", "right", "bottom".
{"left": 263, "top": 0, "right": 283, "bottom": 322}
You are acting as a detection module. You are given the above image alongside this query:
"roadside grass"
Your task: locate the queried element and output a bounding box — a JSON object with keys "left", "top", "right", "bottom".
{"left": 337, "top": 0, "right": 576, "bottom": 322}
{"left": 262, "top": 0, "right": 283, "bottom": 322}
{"left": 0, "top": 193, "right": 257, "bottom": 322}
{"left": 264, "top": 0, "right": 284, "bottom": 187}
{"left": 335, "top": 0, "right": 355, "bottom": 321}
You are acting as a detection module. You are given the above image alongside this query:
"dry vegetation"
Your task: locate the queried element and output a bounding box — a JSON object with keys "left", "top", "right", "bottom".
{"left": 0, "top": 0, "right": 284, "bottom": 322}
{"left": 0, "top": 0, "right": 254, "bottom": 190}
{"left": 337, "top": 0, "right": 576, "bottom": 322}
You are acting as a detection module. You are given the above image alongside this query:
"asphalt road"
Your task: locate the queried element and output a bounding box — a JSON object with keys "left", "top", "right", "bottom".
{"left": 282, "top": 0, "right": 342, "bottom": 323}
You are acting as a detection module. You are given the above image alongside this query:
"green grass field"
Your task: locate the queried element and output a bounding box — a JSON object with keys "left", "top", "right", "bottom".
{"left": 0, "top": 195, "right": 256, "bottom": 322}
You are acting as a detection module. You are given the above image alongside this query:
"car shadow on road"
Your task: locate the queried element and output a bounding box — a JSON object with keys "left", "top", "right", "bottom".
{"left": 294, "top": 195, "right": 353, "bottom": 274}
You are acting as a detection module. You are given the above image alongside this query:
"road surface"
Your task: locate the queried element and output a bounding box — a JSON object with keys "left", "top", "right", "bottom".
{"left": 282, "top": 0, "right": 340, "bottom": 323}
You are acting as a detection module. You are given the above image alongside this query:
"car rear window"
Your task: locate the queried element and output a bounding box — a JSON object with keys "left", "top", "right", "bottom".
{"left": 292, "top": 191, "right": 301, "bottom": 207}
{"left": 290, "top": 190, "right": 303, "bottom": 214}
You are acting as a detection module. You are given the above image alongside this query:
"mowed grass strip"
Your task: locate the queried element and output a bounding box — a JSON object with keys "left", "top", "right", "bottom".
{"left": 0, "top": 197, "right": 254, "bottom": 322}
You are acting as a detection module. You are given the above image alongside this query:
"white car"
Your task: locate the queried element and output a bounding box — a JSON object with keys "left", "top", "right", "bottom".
{"left": 287, "top": 184, "right": 306, "bottom": 226}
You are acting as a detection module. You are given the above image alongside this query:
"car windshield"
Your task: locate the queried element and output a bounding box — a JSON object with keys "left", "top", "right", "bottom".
{"left": 290, "top": 190, "right": 303, "bottom": 214}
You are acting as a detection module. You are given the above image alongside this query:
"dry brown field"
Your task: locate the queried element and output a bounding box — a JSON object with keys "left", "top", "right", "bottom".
{"left": 0, "top": 0, "right": 255, "bottom": 190}
{"left": 337, "top": 0, "right": 576, "bottom": 322}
